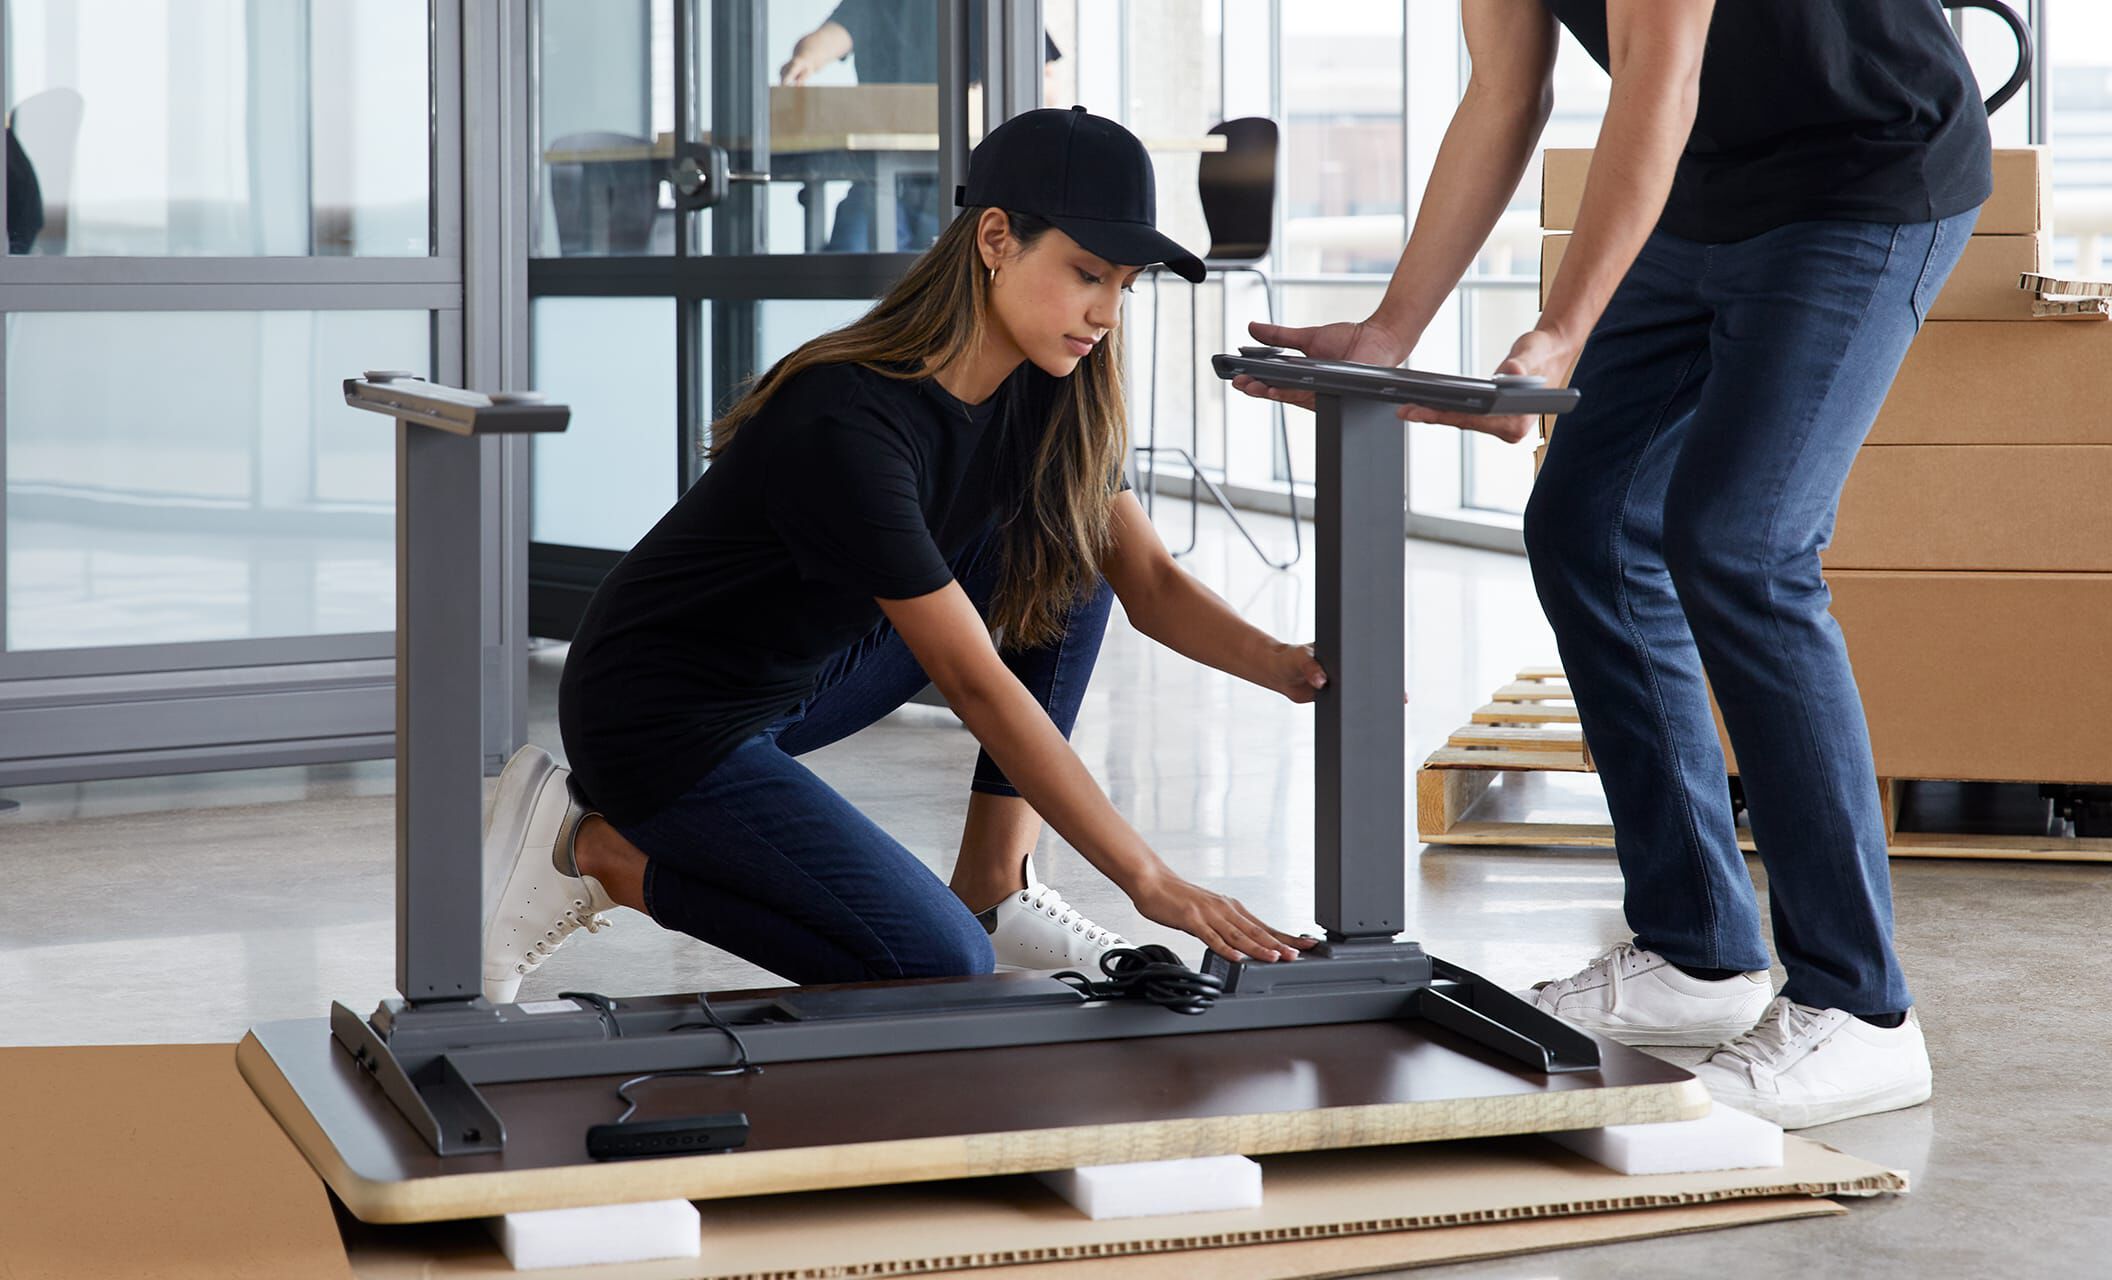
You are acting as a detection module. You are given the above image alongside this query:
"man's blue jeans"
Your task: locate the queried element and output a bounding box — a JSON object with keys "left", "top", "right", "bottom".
{"left": 610, "top": 526, "right": 1114, "bottom": 986}
{"left": 1524, "top": 210, "right": 1976, "bottom": 1017}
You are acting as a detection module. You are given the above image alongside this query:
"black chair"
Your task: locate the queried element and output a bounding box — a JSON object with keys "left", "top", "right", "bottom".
{"left": 547, "top": 131, "right": 660, "bottom": 256}
{"left": 1137, "top": 116, "right": 1300, "bottom": 569}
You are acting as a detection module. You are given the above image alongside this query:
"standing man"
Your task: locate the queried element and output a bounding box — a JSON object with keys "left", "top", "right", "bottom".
{"left": 1237, "top": 0, "right": 1991, "bottom": 1129}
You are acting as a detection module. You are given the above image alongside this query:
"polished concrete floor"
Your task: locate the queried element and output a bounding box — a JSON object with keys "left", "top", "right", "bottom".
{"left": 6, "top": 501, "right": 2107, "bottom": 1274}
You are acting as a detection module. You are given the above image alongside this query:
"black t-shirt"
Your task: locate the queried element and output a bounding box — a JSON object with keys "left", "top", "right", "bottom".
{"left": 826, "top": 0, "right": 1060, "bottom": 85}
{"left": 1542, "top": 0, "right": 1992, "bottom": 242}
{"left": 559, "top": 361, "right": 1061, "bottom": 824}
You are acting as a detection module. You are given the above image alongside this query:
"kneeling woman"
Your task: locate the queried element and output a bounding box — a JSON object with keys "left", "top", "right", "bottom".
{"left": 481, "top": 109, "right": 1320, "bottom": 1002}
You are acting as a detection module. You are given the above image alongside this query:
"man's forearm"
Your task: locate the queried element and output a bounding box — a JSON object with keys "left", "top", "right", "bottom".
{"left": 796, "top": 20, "right": 852, "bottom": 65}
{"left": 1371, "top": 81, "right": 1551, "bottom": 345}
{"left": 1536, "top": 70, "right": 1697, "bottom": 349}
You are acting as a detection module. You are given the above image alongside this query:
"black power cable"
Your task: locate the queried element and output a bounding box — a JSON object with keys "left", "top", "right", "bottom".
{"left": 1052, "top": 944, "right": 1224, "bottom": 1015}
{"left": 568, "top": 990, "right": 760, "bottom": 1160}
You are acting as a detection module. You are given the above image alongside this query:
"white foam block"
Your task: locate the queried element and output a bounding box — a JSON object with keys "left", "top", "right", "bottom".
{"left": 1035, "top": 1154, "right": 1263, "bottom": 1221}
{"left": 1550, "top": 1101, "right": 1785, "bottom": 1175}
{"left": 487, "top": 1198, "right": 702, "bottom": 1270}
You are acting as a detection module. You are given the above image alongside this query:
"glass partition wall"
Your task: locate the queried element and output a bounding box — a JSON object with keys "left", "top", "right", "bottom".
{"left": 525, "top": 0, "right": 1038, "bottom": 638}
{"left": 0, "top": 0, "right": 485, "bottom": 788}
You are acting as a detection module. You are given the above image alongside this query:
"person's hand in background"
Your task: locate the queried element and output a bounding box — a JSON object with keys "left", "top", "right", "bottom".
{"left": 780, "top": 22, "right": 851, "bottom": 85}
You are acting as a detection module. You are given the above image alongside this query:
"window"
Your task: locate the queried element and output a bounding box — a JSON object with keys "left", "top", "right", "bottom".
{"left": 7, "top": 0, "right": 432, "bottom": 257}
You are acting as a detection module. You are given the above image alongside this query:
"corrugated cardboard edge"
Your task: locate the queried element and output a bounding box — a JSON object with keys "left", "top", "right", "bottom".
{"left": 342, "top": 1135, "right": 1893, "bottom": 1280}
{"left": 967, "top": 1198, "right": 1847, "bottom": 1280}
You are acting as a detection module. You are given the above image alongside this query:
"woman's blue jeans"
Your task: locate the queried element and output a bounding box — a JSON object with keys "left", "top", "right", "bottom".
{"left": 611, "top": 526, "right": 1114, "bottom": 986}
{"left": 1524, "top": 211, "right": 1976, "bottom": 1017}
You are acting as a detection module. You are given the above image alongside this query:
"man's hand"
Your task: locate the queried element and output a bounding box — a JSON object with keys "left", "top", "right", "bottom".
{"left": 1231, "top": 316, "right": 1411, "bottom": 412}
{"left": 1400, "top": 327, "right": 1578, "bottom": 445}
{"left": 780, "top": 24, "right": 851, "bottom": 85}
{"left": 780, "top": 39, "right": 829, "bottom": 85}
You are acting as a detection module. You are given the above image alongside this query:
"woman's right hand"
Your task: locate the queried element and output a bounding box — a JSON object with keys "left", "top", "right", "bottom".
{"left": 1128, "top": 870, "right": 1316, "bottom": 965}
{"left": 1232, "top": 316, "right": 1412, "bottom": 412}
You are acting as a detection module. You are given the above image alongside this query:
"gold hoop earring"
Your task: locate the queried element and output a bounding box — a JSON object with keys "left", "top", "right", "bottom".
{"left": 987, "top": 265, "right": 997, "bottom": 286}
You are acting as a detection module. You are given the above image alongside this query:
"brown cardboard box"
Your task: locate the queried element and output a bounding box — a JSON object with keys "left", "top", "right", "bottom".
{"left": 1826, "top": 445, "right": 2112, "bottom": 572}
{"left": 1925, "top": 232, "right": 2044, "bottom": 319}
{"left": 1872, "top": 321, "right": 2112, "bottom": 445}
{"left": 1538, "top": 231, "right": 2044, "bottom": 321}
{"left": 1985, "top": 146, "right": 2055, "bottom": 235}
{"left": 1541, "top": 146, "right": 2048, "bottom": 236}
{"left": 1827, "top": 571, "right": 2112, "bottom": 783}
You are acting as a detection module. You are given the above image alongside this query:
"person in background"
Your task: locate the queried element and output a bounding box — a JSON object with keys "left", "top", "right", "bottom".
{"left": 780, "top": 2, "right": 1064, "bottom": 251}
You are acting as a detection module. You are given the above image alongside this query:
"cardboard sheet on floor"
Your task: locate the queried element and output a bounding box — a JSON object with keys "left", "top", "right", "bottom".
{"left": 341, "top": 1134, "right": 1898, "bottom": 1280}
{"left": 0, "top": 1044, "right": 355, "bottom": 1280}
{"left": 4, "top": 1043, "right": 1896, "bottom": 1280}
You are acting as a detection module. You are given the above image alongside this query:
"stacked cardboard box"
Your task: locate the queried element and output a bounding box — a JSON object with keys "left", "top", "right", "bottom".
{"left": 1537, "top": 148, "right": 2110, "bottom": 785}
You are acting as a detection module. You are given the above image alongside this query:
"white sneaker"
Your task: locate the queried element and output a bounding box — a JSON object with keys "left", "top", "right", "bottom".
{"left": 481, "top": 745, "right": 616, "bottom": 1004}
{"left": 979, "top": 866, "right": 1127, "bottom": 971}
{"left": 1521, "top": 942, "right": 1774, "bottom": 1046}
{"left": 1690, "top": 996, "right": 1932, "bottom": 1129}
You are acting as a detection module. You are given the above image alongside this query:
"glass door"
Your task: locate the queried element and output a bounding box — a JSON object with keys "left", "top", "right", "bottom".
{"left": 526, "top": 0, "right": 1014, "bottom": 638}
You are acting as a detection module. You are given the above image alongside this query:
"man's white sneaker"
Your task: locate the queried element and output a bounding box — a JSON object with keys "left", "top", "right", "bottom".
{"left": 481, "top": 745, "right": 616, "bottom": 1004}
{"left": 979, "top": 871, "right": 1128, "bottom": 971}
{"left": 1689, "top": 997, "right": 1932, "bottom": 1129}
{"left": 1521, "top": 943, "right": 1774, "bottom": 1046}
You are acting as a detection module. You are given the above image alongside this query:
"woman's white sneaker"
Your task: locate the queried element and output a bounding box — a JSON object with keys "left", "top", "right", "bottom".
{"left": 480, "top": 745, "right": 616, "bottom": 1004}
{"left": 1521, "top": 942, "right": 1774, "bottom": 1046}
{"left": 979, "top": 870, "right": 1127, "bottom": 971}
{"left": 1689, "top": 996, "right": 1933, "bottom": 1129}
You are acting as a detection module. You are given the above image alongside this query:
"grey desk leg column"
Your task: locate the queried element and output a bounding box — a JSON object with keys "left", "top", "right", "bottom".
{"left": 397, "top": 422, "right": 488, "bottom": 1003}
{"left": 1314, "top": 392, "right": 1407, "bottom": 941}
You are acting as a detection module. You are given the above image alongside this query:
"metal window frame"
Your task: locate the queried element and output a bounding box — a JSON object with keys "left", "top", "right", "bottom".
{"left": 0, "top": 0, "right": 526, "bottom": 787}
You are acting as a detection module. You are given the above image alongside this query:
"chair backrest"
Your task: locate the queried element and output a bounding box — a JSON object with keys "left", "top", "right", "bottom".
{"left": 9, "top": 87, "right": 83, "bottom": 253}
{"left": 1197, "top": 116, "right": 1277, "bottom": 264}
{"left": 546, "top": 131, "right": 659, "bottom": 256}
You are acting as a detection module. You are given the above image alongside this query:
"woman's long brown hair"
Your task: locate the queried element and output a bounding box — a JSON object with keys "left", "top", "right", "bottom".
{"left": 710, "top": 208, "right": 1128, "bottom": 651}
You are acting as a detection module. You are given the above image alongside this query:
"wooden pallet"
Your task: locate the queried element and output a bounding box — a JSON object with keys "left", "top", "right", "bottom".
{"left": 1418, "top": 669, "right": 2112, "bottom": 863}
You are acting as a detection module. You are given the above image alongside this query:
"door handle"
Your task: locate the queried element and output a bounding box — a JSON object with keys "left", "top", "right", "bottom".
{"left": 671, "top": 143, "right": 770, "bottom": 211}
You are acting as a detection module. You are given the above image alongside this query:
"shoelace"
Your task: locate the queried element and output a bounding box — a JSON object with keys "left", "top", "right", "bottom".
{"left": 1023, "top": 885, "right": 1121, "bottom": 946}
{"left": 1540, "top": 941, "right": 1648, "bottom": 1008}
{"left": 1708, "top": 998, "right": 1830, "bottom": 1082}
{"left": 518, "top": 900, "right": 614, "bottom": 971}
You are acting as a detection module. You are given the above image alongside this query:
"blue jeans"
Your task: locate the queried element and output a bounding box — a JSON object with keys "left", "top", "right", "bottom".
{"left": 610, "top": 527, "right": 1115, "bottom": 986}
{"left": 1524, "top": 211, "right": 1976, "bottom": 1017}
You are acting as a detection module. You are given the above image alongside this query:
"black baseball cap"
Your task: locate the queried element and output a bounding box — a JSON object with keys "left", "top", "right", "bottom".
{"left": 956, "top": 106, "right": 1206, "bottom": 283}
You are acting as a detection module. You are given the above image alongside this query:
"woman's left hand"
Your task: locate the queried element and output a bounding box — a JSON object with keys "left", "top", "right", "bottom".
{"left": 1272, "top": 642, "right": 1328, "bottom": 705}
{"left": 1398, "top": 327, "right": 1579, "bottom": 445}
